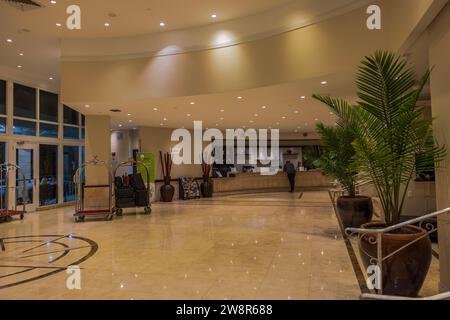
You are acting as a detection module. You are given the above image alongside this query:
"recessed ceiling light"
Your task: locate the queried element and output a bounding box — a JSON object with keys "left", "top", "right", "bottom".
{"left": 153, "top": 107, "right": 158, "bottom": 111}
{"left": 163, "top": 117, "right": 167, "bottom": 121}
{"left": 237, "top": 96, "right": 243, "bottom": 100}
{"left": 254, "top": 114, "right": 258, "bottom": 117}
{"left": 294, "top": 110, "right": 299, "bottom": 114}
{"left": 118, "top": 124, "right": 123, "bottom": 127}
{"left": 6, "top": 39, "right": 12, "bottom": 43}
{"left": 129, "top": 120, "right": 133, "bottom": 123}
{"left": 159, "top": 22, "right": 165, "bottom": 27}
{"left": 104, "top": 23, "right": 110, "bottom": 27}
{"left": 300, "top": 96, "right": 306, "bottom": 100}
{"left": 261, "top": 106, "right": 267, "bottom": 109}
{"left": 315, "top": 118, "right": 319, "bottom": 121}
{"left": 190, "top": 102, "right": 195, "bottom": 105}
{"left": 187, "top": 114, "right": 191, "bottom": 117}
{"left": 249, "top": 120, "right": 254, "bottom": 123}
{"left": 282, "top": 116, "right": 286, "bottom": 119}
{"left": 220, "top": 109, "right": 225, "bottom": 112}
{"left": 19, "top": 53, "right": 24, "bottom": 56}
{"left": 211, "top": 14, "right": 217, "bottom": 18}
{"left": 220, "top": 117, "right": 224, "bottom": 121}
{"left": 56, "top": 23, "right": 62, "bottom": 27}
{"left": 321, "top": 81, "right": 327, "bottom": 85}
{"left": 85, "top": 105, "right": 90, "bottom": 108}
{"left": 50, "top": 1, "right": 56, "bottom": 4}
{"left": 127, "top": 113, "right": 131, "bottom": 116}
{"left": 17, "top": 65, "right": 22, "bottom": 68}
{"left": 49, "top": 77, "right": 53, "bottom": 80}
{"left": 160, "top": 123, "right": 164, "bottom": 126}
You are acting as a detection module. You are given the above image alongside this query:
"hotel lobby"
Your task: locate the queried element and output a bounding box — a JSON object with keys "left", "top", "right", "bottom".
{"left": 1, "top": 0, "right": 450, "bottom": 302}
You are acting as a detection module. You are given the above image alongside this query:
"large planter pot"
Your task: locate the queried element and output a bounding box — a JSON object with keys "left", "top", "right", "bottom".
{"left": 336, "top": 196, "right": 373, "bottom": 229}
{"left": 160, "top": 176, "right": 175, "bottom": 202}
{"left": 201, "top": 176, "right": 214, "bottom": 198}
{"left": 359, "top": 222, "right": 432, "bottom": 297}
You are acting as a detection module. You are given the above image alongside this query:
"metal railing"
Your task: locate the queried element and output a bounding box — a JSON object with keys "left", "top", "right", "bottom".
{"left": 345, "top": 207, "right": 450, "bottom": 300}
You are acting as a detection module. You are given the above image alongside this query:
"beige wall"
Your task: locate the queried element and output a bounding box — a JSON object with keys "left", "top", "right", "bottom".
{"left": 61, "top": 0, "right": 435, "bottom": 105}
{"left": 429, "top": 2, "right": 450, "bottom": 292}
{"left": 85, "top": 115, "right": 111, "bottom": 185}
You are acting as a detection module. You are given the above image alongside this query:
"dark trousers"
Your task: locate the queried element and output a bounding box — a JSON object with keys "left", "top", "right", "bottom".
{"left": 287, "top": 174, "right": 296, "bottom": 192}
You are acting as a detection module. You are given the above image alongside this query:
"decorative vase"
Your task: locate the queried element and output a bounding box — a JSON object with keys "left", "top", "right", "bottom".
{"left": 200, "top": 175, "right": 214, "bottom": 198}
{"left": 160, "top": 176, "right": 175, "bottom": 202}
{"left": 336, "top": 196, "right": 373, "bottom": 229}
{"left": 359, "top": 222, "right": 432, "bottom": 297}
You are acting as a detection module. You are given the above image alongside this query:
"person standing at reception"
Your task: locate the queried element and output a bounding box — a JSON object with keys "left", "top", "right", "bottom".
{"left": 283, "top": 161, "right": 297, "bottom": 193}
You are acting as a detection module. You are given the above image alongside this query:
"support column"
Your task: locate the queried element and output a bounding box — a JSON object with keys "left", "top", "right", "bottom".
{"left": 84, "top": 115, "right": 111, "bottom": 208}
{"left": 429, "top": 3, "right": 450, "bottom": 293}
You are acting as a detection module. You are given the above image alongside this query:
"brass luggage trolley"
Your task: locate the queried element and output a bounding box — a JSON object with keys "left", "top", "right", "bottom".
{"left": 0, "top": 163, "right": 27, "bottom": 222}
{"left": 73, "top": 157, "right": 114, "bottom": 222}
{"left": 113, "top": 159, "right": 151, "bottom": 216}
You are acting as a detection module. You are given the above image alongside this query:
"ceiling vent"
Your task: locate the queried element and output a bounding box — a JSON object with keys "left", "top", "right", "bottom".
{"left": 1, "top": 0, "right": 42, "bottom": 11}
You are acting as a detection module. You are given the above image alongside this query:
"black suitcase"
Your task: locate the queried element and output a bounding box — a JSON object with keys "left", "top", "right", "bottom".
{"left": 130, "top": 173, "right": 146, "bottom": 190}
{"left": 116, "top": 187, "right": 135, "bottom": 199}
{"left": 135, "top": 189, "right": 149, "bottom": 207}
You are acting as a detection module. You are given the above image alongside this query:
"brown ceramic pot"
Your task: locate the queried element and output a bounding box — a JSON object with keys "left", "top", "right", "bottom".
{"left": 359, "top": 222, "right": 432, "bottom": 297}
{"left": 160, "top": 176, "right": 175, "bottom": 202}
{"left": 336, "top": 196, "right": 373, "bottom": 228}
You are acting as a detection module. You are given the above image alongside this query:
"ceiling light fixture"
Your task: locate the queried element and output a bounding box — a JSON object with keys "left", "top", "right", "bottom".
{"left": 187, "top": 114, "right": 191, "bottom": 117}
{"left": 261, "top": 106, "right": 267, "bottom": 109}
{"left": 17, "top": 65, "right": 22, "bottom": 68}
{"left": 104, "top": 23, "right": 110, "bottom": 27}
{"left": 300, "top": 96, "right": 306, "bottom": 100}
{"left": 159, "top": 22, "right": 165, "bottom": 27}
{"left": 118, "top": 124, "right": 123, "bottom": 128}
{"left": 282, "top": 116, "right": 286, "bottom": 119}
{"left": 56, "top": 23, "right": 62, "bottom": 27}
{"left": 190, "top": 102, "right": 195, "bottom": 105}
{"left": 49, "top": 77, "right": 53, "bottom": 80}
{"left": 85, "top": 105, "right": 90, "bottom": 108}
{"left": 220, "top": 109, "right": 225, "bottom": 113}
{"left": 127, "top": 113, "right": 131, "bottom": 116}
{"left": 153, "top": 107, "right": 158, "bottom": 111}
{"left": 50, "top": 1, "right": 56, "bottom": 4}
{"left": 321, "top": 81, "right": 328, "bottom": 85}
{"left": 6, "top": 39, "right": 12, "bottom": 43}
{"left": 294, "top": 110, "right": 299, "bottom": 114}
{"left": 237, "top": 96, "right": 243, "bottom": 100}
{"left": 19, "top": 53, "right": 24, "bottom": 56}
{"left": 211, "top": 14, "right": 217, "bottom": 18}
{"left": 163, "top": 117, "right": 167, "bottom": 121}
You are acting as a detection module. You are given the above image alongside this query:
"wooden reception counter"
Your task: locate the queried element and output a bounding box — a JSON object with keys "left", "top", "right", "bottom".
{"left": 212, "top": 170, "right": 331, "bottom": 194}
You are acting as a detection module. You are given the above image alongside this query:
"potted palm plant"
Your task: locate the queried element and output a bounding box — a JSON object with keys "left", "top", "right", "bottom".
{"left": 315, "top": 123, "right": 373, "bottom": 229}
{"left": 313, "top": 51, "right": 446, "bottom": 297}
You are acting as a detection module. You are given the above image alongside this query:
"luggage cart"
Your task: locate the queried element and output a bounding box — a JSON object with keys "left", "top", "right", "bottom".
{"left": 0, "top": 163, "right": 27, "bottom": 222}
{"left": 73, "top": 157, "right": 114, "bottom": 222}
{"left": 113, "top": 159, "right": 152, "bottom": 216}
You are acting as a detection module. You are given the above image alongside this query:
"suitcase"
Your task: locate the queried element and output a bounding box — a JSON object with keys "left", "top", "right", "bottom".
{"left": 130, "top": 173, "right": 146, "bottom": 190}
{"left": 135, "top": 189, "right": 149, "bottom": 207}
{"left": 116, "top": 187, "right": 135, "bottom": 199}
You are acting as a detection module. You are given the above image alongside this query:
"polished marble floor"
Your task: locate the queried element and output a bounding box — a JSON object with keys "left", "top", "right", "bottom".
{"left": 0, "top": 191, "right": 365, "bottom": 300}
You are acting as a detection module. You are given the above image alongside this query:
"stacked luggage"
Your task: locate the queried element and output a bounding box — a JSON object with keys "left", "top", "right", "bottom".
{"left": 114, "top": 173, "right": 151, "bottom": 215}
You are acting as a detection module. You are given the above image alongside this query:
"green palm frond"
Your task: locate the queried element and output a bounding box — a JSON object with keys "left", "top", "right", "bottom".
{"left": 313, "top": 51, "right": 447, "bottom": 226}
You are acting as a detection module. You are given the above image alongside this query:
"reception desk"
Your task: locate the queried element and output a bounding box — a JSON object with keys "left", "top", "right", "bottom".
{"left": 212, "top": 170, "right": 331, "bottom": 195}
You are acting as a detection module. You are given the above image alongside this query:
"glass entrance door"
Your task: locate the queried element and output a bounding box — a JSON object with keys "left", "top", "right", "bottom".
{"left": 14, "top": 143, "right": 38, "bottom": 212}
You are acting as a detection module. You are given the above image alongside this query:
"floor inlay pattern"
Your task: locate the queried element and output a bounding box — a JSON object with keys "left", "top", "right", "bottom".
{"left": 0, "top": 191, "right": 361, "bottom": 300}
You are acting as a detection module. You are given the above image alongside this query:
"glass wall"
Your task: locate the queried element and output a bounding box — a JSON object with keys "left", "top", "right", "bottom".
{"left": 0, "top": 142, "right": 5, "bottom": 210}
{"left": 63, "top": 146, "right": 79, "bottom": 202}
{"left": 39, "top": 145, "right": 58, "bottom": 206}
{"left": 16, "top": 148, "right": 33, "bottom": 205}
{"left": 0, "top": 78, "right": 85, "bottom": 208}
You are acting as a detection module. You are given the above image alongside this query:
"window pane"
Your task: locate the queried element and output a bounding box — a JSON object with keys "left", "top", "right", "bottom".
{"left": 0, "top": 80, "right": 6, "bottom": 115}
{"left": 13, "top": 119, "right": 36, "bottom": 136}
{"left": 16, "top": 148, "right": 33, "bottom": 205}
{"left": 0, "top": 117, "right": 6, "bottom": 134}
{"left": 39, "top": 90, "right": 58, "bottom": 122}
{"left": 81, "top": 127, "right": 85, "bottom": 140}
{"left": 63, "top": 105, "right": 79, "bottom": 125}
{"left": 0, "top": 142, "right": 5, "bottom": 210}
{"left": 81, "top": 114, "right": 85, "bottom": 126}
{"left": 40, "top": 123, "right": 58, "bottom": 138}
{"left": 64, "top": 146, "right": 79, "bottom": 202}
{"left": 64, "top": 126, "right": 79, "bottom": 140}
{"left": 14, "top": 83, "right": 36, "bottom": 119}
{"left": 40, "top": 145, "right": 58, "bottom": 206}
